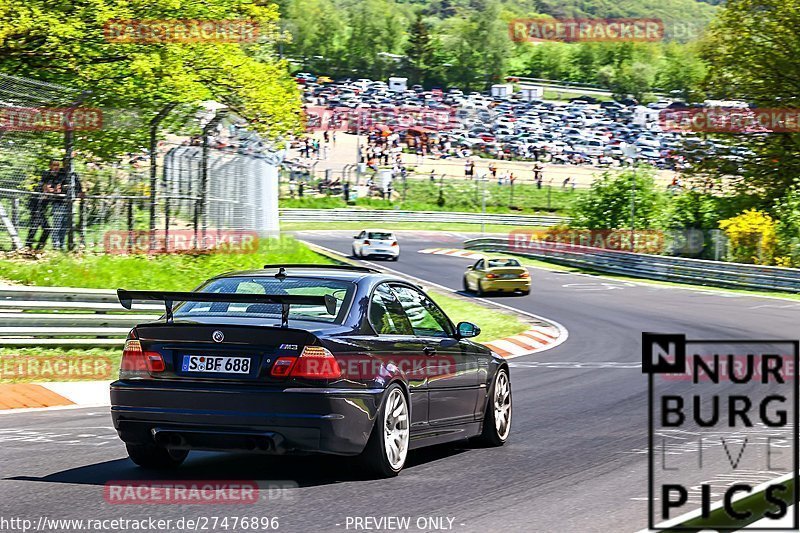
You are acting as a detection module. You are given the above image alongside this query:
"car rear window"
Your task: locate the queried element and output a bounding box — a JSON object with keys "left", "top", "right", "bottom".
{"left": 488, "top": 259, "right": 521, "bottom": 268}
{"left": 173, "top": 277, "right": 355, "bottom": 324}
{"left": 368, "top": 232, "right": 394, "bottom": 240}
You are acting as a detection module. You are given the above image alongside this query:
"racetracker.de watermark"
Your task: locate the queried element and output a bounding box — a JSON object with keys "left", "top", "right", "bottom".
{"left": 0, "top": 356, "right": 113, "bottom": 380}
{"left": 104, "top": 480, "right": 296, "bottom": 505}
{"left": 103, "top": 19, "right": 259, "bottom": 43}
{"left": 659, "top": 108, "right": 800, "bottom": 133}
{"left": 103, "top": 230, "right": 259, "bottom": 255}
{"left": 509, "top": 18, "right": 664, "bottom": 42}
{"left": 304, "top": 105, "right": 457, "bottom": 132}
{"left": 0, "top": 107, "right": 102, "bottom": 131}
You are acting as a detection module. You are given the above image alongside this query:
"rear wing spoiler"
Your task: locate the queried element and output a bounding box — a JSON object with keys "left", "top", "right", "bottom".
{"left": 117, "top": 289, "right": 337, "bottom": 328}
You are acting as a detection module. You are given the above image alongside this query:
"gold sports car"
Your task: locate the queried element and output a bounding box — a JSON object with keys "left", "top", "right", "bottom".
{"left": 463, "top": 257, "right": 531, "bottom": 296}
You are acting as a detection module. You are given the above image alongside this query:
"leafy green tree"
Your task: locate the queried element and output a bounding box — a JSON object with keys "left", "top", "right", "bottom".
{"left": 571, "top": 168, "right": 665, "bottom": 230}
{"left": 0, "top": 0, "right": 302, "bottom": 160}
{"left": 440, "top": 0, "right": 510, "bottom": 90}
{"left": 698, "top": 0, "right": 800, "bottom": 202}
{"left": 773, "top": 184, "right": 800, "bottom": 266}
{"left": 405, "top": 13, "right": 435, "bottom": 85}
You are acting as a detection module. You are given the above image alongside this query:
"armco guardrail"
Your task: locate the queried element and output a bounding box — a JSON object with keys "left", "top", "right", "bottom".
{"left": 464, "top": 237, "right": 800, "bottom": 293}
{"left": 0, "top": 286, "right": 160, "bottom": 346}
{"left": 280, "top": 208, "right": 567, "bottom": 227}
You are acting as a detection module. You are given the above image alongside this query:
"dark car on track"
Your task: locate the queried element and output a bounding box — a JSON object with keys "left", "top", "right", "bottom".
{"left": 110, "top": 264, "right": 512, "bottom": 477}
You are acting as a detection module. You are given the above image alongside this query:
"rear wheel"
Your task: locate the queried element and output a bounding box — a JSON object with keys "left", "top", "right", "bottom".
{"left": 476, "top": 368, "right": 512, "bottom": 446}
{"left": 462, "top": 276, "right": 471, "bottom": 293}
{"left": 351, "top": 246, "right": 358, "bottom": 258}
{"left": 126, "top": 443, "right": 188, "bottom": 469}
{"left": 476, "top": 280, "right": 486, "bottom": 296}
{"left": 359, "top": 384, "right": 409, "bottom": 477}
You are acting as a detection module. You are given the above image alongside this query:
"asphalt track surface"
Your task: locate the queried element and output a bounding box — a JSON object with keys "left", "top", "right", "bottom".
{"left": 1, "top": 230, "right": 799, "bottom": 533}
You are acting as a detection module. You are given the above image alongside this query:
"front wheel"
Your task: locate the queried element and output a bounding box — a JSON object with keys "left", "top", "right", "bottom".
{"left": 358, "top": 384, "right": 410, "bottom": 477}
{"left": 476, "top": 368, "right": 512, "bottom": 446}
{"left": 126, "top": 443, "right": 188, "bottom": 469}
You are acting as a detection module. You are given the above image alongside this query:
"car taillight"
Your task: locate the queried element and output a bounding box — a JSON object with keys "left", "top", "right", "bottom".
{"left": 486, "top": 273, "right": 498, "bottom": 279}
{"left": 391, "top": 241, "right": 398, "bottom": 247}
{"left": 269, "top": 346, "right": 341, "bottom": 379}
{"left": 520, "top": 272, "right": 530, "bottom": 278}
{"left": 363, "top": 240, "right": 371, "bottom": 245}
{"left": 120, "top": 338, "right": 165, "bottom": 379}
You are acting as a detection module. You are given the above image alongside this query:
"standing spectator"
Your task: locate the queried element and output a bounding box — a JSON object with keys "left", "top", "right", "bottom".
{"left": 331, "top": 131, "right": 337, "bottom": 146}
{"left": 25, "top": 159, "right": 59, "bottom": 249}
{"left": 430, "top": 170, "right": 436, "bottom": 183}
{"left": 562, "top": 176, "right": 571, "bottom": 189}
{"left": 323, "top": 130, "right": 330, "bottom": 143}
{"left": 489, "top": 162, "right": 497, "bottom": 180}
{"left": 532, "top": 163, "right": 543, "bottom": 187}
{"left": 44, "top": 163, "right": 82, "bottom": 251}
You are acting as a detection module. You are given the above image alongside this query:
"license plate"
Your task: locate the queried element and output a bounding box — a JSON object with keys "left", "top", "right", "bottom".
{"left": 501, "top": 273, "right": 520, "bottom": 279}
{"left": 181, "top": 355, "right": 251, "bottom": 374}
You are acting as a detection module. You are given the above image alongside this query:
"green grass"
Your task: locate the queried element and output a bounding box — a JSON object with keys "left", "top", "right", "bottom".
{"left": 0, "top": 236, "right": 335, "bottom": 290}
{"left": 280, "top": 179, "right": 581, "bottom": 215}
{"left": 283, "top": 221, "right": 541, "bottom": 233}
{"left": 428, "top": 290, "right": 528, "bottom": 343}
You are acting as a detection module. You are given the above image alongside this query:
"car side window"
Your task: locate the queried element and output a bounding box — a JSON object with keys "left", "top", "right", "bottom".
{"left": 474, "top": 259, "right": 484, "bottom": 271}
{"left": 368, "top": 284, "right": 413, "bottom": 335}
{"left": 389, "top": 285, "right": 453, "bottom": 338}
{"left": 357, "top": 231, "right": 366, "bottom": 239}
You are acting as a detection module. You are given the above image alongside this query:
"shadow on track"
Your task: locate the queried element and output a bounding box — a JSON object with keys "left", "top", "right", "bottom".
{"left": 5, "top": 442, "right": 473, "bottom": 487}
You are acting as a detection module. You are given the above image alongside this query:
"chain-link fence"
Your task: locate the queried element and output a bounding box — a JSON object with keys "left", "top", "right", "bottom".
{"left": 0, "top": 73, "right": 282, "bottom": 253}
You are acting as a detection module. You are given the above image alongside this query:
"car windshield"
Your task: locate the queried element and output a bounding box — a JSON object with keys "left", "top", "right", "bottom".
{"left": 368, "top": 232, "right": 394, "bottom": 240}
{"left": 487, "top": 259, "right": 521, "bottom": 268}
{"left": 173, "top": 277, "right": 355, "bottom": 324}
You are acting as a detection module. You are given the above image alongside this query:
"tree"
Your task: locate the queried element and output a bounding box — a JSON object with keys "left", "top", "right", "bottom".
{"left": 440, "top": 0, "right": 510, "bottom": 90}
{"left": 571, "top": 168, "right": 665, "bottom": 230}
{"left": 698, "top": 0, "right": 800, "bottom": 202}
{"left": 0, "top": 0, "right": 302, "bottom": 160}
{"left": 773, "top": 184, "right": 800, "bottom": 266}
{"left": 405, "top": 13, "right": 435, "bottom": 85}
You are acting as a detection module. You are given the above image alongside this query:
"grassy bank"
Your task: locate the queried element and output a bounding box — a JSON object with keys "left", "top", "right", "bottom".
{"left": 0, "top": 236, "right": 332, "bottom": 290}
{"left": 280, "top": 178, "right": 581, "bottom": 215}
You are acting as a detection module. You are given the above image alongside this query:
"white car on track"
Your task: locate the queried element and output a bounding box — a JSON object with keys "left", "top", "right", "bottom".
{"left": 352, "top": 229, "right": 400, "bottom": 261}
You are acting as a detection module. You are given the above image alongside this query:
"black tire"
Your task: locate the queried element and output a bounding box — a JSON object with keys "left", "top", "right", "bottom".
{"left": 520, "top": 289, "right": 530, "bottom": 296}
{"left": 351, "top": 246, "right": 358, "bottom": 258}
{"left": 476, "top": 280, "right": 486, "bottom": 297}
{"left": 476, "top": 368, "right": 512, "bottom": 446}
{"left": 463, "top": 276, "right": 471, "bottom": 293}
{"left": 126, "top": 443, "right": 188, "bottom": 469}
{"left": 358, "top": 384, "right": 409, "bottom": 478}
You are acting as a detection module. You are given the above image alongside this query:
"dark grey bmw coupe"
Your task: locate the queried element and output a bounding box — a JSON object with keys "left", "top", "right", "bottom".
{"left": 110, "top": 264, "right": 511, "bottom": 477}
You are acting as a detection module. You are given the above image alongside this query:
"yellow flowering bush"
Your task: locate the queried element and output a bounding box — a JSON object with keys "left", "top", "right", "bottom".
{"left": 719, "top": 209, "right": 777, "bottom": 265}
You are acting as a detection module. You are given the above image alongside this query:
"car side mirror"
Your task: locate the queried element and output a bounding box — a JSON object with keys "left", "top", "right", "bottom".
{"left": 466, "top": 265, "right": 474, "bottom": 270}
{"left": 353, "top": 235, "right": 360, "bottom": 239}
{"left": 456, "top": 321, "right": 481, "bottom": 339}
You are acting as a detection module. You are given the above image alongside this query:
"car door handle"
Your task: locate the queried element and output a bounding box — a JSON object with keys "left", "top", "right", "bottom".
{"left": 423, "top": 346, "right": 437, "bottom": 356}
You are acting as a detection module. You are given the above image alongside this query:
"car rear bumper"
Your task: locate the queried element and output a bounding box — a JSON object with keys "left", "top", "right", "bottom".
{"left": 110, "top": 380, "right": 383, "bottom": 456}
{"left": 483, "top": 279, "right": 531, "bottom": 292}
{"left": 362, "top": 246, "right": 399, "bottom": 257}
